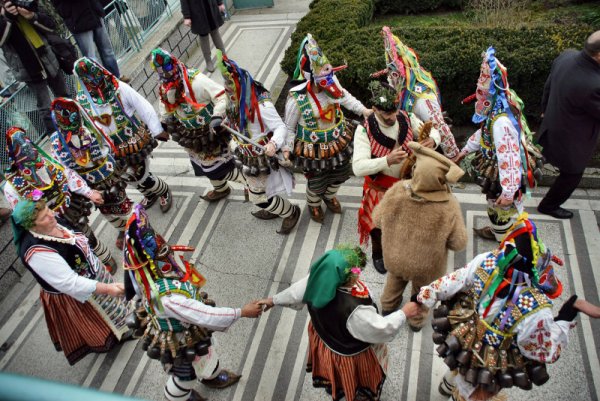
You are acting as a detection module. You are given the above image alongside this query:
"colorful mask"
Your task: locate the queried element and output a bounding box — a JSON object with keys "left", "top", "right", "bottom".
{"left": 6, "top": 127, "right": 40, "bottom": 170}
{"left": 151, "top": 48, "right": 180, "bottom": 83}
{"left": 293, "top": 34, "right": 347, "bottom": 99}
{"left": 74, "top": 57, "right": 118, "bottom": 105}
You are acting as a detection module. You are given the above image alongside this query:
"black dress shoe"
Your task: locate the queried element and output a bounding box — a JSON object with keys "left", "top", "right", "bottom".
{"left": 537, "top": 206, "right": 573, "bottom": 219}
{"left": 373, "top": 258, "right": 387, "bottom": 274}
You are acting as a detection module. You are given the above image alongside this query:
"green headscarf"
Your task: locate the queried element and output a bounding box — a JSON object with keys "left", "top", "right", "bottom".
{"left": 302, "top": 246, "right": 365, "bottom": 309}
{"left": 11, "top": 199, "right": 44, "bottom": 254}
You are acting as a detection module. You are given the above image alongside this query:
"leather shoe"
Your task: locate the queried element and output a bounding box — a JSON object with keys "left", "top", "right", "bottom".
{"left": 251, "top": 209, "right": 279, "bottom": 220}
{"left": 159, "top": 189, "right": 173, "bottom": 213}
{"left": 537, "top": 206, "right": 573, "bottom": 219}
{"left": 309, "top": 205, "right": 324, "bottom": 223}
{"left": 323, "top": 197, "right": 342, "bottom": 213}
{"left": 201, "top": 187, "right": 231, "bottom": 202}
{"left": 277, "top": 205, "right": 300, "bottom": 235}
{"left": 115, "top": 231, "right": 125, "bottom": 250}
{"left": 373, "top": 258, "right": 387, "bottom": 274}
{"left": 201, "top": 369, "right": 241, "bottom": 389}
{"left": 473, "top": 226, "right": 497, "bottom": 241}
{"left": 188, "top": 389, "right": 207, "bottom": 401}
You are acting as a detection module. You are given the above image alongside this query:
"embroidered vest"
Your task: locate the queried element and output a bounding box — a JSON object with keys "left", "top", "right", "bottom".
{"left": 291, "top": 89, "right": 346, "bottom": 144}
{"left": 145, "top": 277, "right": 202, "bottom": 333}
{"left": 365, "top": 111, "right": 412, "bottom": 159}
{"left": 6, "top": 162, "right": 70, "bottom": 210}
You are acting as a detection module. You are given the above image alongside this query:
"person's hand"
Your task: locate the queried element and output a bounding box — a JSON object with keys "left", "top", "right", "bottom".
{"left": 452, "top": 151, "right": 467, "bottom": 164}
{"left": 265, "top": 142, "right": 276, "bottom": 157}
{"left": 241, "top": 301, "right": 263, "bottom": 318}
{"left": 282, "top": 150, "right": 290, "bottom": 161}
{"left": 574, "top": 298, "right": 600, "bottom": 319}
{"left": 108, "top": 283, "right": 125, "bottom": 297}
{"left": 183, "top": 18, "right": 192, "bottom": 27}
{"left": 17, "top": 7, "right": 34, "bottom": 19}
{"left": 401, "top": 301, "right": 422, "bottom": 319}
{"left": 362, "top": 108, "right": 373, "bottom": 118}
{"left": 89, "top": 190, "right": 104, "bottom": 205}
{"left": 257, "top": 297, "right": 275, "bottom": 312}
{"left": 218, "top": 4, "right": 225, "bottom": 13}
{"left": 155, "top": 131, "right": 170, "bottom": 142}
{"left": 3, "top": 1, "right": 18, "bottom": 16}
{"left": 419, "top": 137, "right": 435, "bottom": 149}
{"left": 495, "top": 196, "right": 513, "bottom": 207}
{"left": 386, "top": 148, "right": 408, "bottom": 166}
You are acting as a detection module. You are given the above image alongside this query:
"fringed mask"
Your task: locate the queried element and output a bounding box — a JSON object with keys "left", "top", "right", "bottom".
{"left": 381, "top": 26, "right": 406, "bottom": 95}
{"left": 6, "top": 127, "right": 40, "bottom": 170}
{"left": 293, "top": 33, "right": 347, "bottom": 99}
{"left": 51, "top": 98, "right": 85, "bottom": 143}
{"left": 472, "top": 47, "right": 510, "bottom": 124}
{"left": 151, "top": 48, "right": 180, "bottom": 84}
{"left": 74, "top": 57, "right": 118, "bottom": 105}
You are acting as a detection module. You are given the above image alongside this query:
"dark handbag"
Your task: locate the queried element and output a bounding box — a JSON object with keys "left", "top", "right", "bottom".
{"left": 44, "top": 32, "right": 79, "bottom": 75}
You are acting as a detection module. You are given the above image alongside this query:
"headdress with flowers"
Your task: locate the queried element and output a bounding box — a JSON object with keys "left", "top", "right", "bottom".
{"left": 368, "top": 80, "right": 399, "bottom": 112}
{"left": 302, "top": 245, "right": 367, "bottom": 309}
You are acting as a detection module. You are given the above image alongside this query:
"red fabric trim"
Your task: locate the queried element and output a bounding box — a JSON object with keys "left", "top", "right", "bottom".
{"left": 357, "top": 175, "right": 400, "bottom": 246}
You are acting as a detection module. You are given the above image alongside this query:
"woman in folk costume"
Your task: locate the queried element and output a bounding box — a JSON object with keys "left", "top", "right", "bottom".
{"left": 151, "top": 48, "right": 244, "bottom": 203}
{"left": 353, "top": 80, "right": 441, "bottom": 274}
{"left": 50, "top": 97, "right": 133, "bottom": 251}
{"left": 455, "top": 47, "right": 542, "bottom": 242}
{"left": 373, "top": 26, "right": 460, "bottom": 160}
{"left": 258, "top": 246, "right": 422, "bottom": 401}
{"left": 11, "top": 199, "right": 131, "bottom": 365}
{"left": 3, "top": 127, "right": 117, "bottom": 271}
{"left": 123, "top": 204, "right": 262, "bottom": 401}
{"left": 74, "top": 57, "right": 173, "bottom": 213}
{"left": 372, "top": 141, "right": 467, "bottom": 328}
{"left": 286, "top": 33, "right": 371, "bottom": 224}
{"left": 217, "top": 50, "right": 301, "bottom": 234}
{"left": 417, "top": 214, "right": 579, "bottom": 401}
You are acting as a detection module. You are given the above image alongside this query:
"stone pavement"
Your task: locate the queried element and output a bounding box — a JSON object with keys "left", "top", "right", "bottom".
{"left": 1, "top": 1, "right": 600, "bottom": 401}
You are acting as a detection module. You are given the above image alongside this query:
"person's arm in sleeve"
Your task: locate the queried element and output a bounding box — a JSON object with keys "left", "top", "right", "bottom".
{"left": 194, "top": 74, "right": 227, "bottom": 118}
{"left": 347, "top": 305, "right": 407, "bottom": 343}
{"left": 283, "top": 94, "right": 300, "bottom": 152}
{"left": 352, "top": 124, "right": 388, "bottom": 177}
{"left": 119, "top": 82, "right": 164, "bottom": 137}
{"left": 515, "top": 308, "right": 574, "bottom": 364}
{"left": 162, "top": 294, "right": 241, "bottom": 332}
{"left": 64, "top": 166, "right": 93, "bottom": 197}
{"left": 180, "top": 0, "right": 191, "bottom": 19}
{"left": 261, "top": 101, "right": 287, "bottom": 150}
{"left": 26, "top": 249, "right": 102, "bottom": 302}
{"left": 339, "top": 88, "right": 367, "bottom": 117}
{"left": 583, "top": 87, "right": 600, "bottom": 121}
{"left": 417, "top": 253, "right": 486, "bottom": 308}
{"left": 3, "top": 182, "right": 20, "bottom": 209}
{"left": 409, "top": 112, "right": 441, "bottom": 148}
{"left": 446, "top": 200, "right": 467, "bottom": 251}
{"left": 462, "top": 129, "right": 482, "bottom": 154}
{"left": 493, "top": 118, "right": 521, "bottom": 203}
{"left": 30, "top": 9, "right": 56, "bottom": 33}
{"left": 272, "top": 276, "right": 308, "bottom": 310}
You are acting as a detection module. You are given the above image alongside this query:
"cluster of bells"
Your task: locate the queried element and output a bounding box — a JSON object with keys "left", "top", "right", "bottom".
{"left": 233, "top": 151, "right": 280, "bottom": 177}
{"left": 63, "top": 194, "right": 94, "bottom": 229}
{"left": 97, "top": 179, "right": 128, "bottom": 207}
{"left": 115, "top": 138, "right": 159, "bottom": 166}
{"left": 431, "top": 297, "right": 550, "bottom": 392}
{"left": 126, "top": 295, "right": 217, "bottom": 365}
{"left": 166, "top": 119, "right": 225, "bottom": 156}
{"left": 292, "top": 142, "right": 353, "bottom": 172}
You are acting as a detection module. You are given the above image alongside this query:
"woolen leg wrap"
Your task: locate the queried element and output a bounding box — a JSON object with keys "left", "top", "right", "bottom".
{"left": 164, "top": 376, "right": 194, "bottom": 401}
{"left": 487, "top": 207, "right": 512, "bottom": 242}
{"left": 105, "top": 214, "right": 129, "bottom": 230}
{"left": 306, "top": 187, "right": 322, "bottom": 207}
{"left": 209, "top": 168, "right": 239, "bottom": 193}
{"left": 322, "top": 183, "right": 342, "bottom": 200}
{"left": 137, "top": 174, "right": 169, "bottom": 198}
{"left": 93, "top": 238, "right": 112, "bottom": 265}
{"left": 263, "top": 196, "right": 294, "bottom": 218}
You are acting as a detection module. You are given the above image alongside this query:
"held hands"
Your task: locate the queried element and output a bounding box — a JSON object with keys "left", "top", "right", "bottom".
{"left": 401, "top": 302, "right": 422, "bottom": 319}
{"left": 386, "top": 148, "right": 408, "bottom": 166}
{"left": 265, "top": 142, "right": 277, "bottom": 157}
{"left": 257, "top": 297, "right": 275, "bottom": 312}
{"left": 451, "top": 151, "right": 467, "bottom": 164}
{"left": 155, "top": 131, "right": 170, "bottom": 142}
{"left": 419, "top": 137, "right": 435, "bottom": 149}
{"left": 574, "top": 298, "right": 600, "bottom": 319}
{"left": 108, "top": 283, "right": 125, "bottom": 297}
{"left": 494, "top": 196, "right": 513, "bottom": 207}
{"left": 89, "top": 190, "right": 104, "bottom": 205}
{"left": 241, "top": 300, "right": 263, "bottom": 318}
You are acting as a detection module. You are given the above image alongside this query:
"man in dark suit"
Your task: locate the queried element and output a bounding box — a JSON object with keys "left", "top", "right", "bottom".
{"left": 537, "top": 31, "right": 600, "bottom": 219}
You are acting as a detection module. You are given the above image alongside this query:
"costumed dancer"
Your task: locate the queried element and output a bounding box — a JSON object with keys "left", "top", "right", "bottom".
{"left": 151, "top": 48, "right": 243, "bottom": 203}
{"left": 50, "top": 97, "right": 133, "bottom": 251}
{"left": 374, "top": 26, "right": 460, "bottom": 160}
{"left": 217, "top": 50, "right": 301, "bottom": 234}
{"left": 123, "top": 204, "right": 262, "bottom": 401}
{"left": 258, "top": 246, "right": 421, "bottom": 401}
{"left": 372, "top": 141, "right": 467, "bottom": 329}
{"left": 74, "top": 57, "right": 173, "bottom": 213}
{"left": 417, "top": 214, "right": 578, "bottom": 401}
{"left": 353, "top": 80, "right": 441, "bottom": 274}
{"left": 286, "top": 33, "right": 371, "bottom": 223}
{"left": 3, "top": 127, "right": 117, "bottom": 271}
{"left": 454, "top": 47, "right": 542, "bottom": 242}
{"left": 11, "top": 199, "right": 131, "bottom": 365}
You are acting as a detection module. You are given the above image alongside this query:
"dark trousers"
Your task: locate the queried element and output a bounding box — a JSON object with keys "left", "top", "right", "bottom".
{"left": 538, "top": 171, "right": 584, "bottom": 211}
{"left": 28, "top": 73, "right": 69, "bottom": 136}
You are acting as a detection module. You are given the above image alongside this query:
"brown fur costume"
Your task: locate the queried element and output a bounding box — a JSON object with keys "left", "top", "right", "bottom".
{"left": 372, "top": 142, "right": 467, "bottom": 326}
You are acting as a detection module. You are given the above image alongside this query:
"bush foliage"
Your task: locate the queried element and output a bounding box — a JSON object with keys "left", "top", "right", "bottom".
{"left": 375, "top": 0, "right": 463, "bottom": 15}
{"left": 281, "top": 0, "right": 590, "bottom": 126}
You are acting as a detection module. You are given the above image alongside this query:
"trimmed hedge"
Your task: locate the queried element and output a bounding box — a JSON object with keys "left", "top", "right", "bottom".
{"left": 374, "top": 0, "right": 463, "bottom": 15}
{"left": 281, "top": 0, "right": 591, "bottom": 126}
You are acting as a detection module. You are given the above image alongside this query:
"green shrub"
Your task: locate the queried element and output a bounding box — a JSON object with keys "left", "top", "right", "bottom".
{"left": 281, "top": 0, "right": 590, "bottom": 127}
{"left": 374, "top": 0, "right": 464, "bottom": 15}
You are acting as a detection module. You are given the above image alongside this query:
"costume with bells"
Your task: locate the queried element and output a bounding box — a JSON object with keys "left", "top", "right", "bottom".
{"left": 353, "top": 81, "right": 442, "bottom": 274}
{"left": 11, "top": 200, "right": 131, "bottom": 365}
{"left": 417, "top": 214, "right": 576, "bottom": 401}
{"left": 374, "top": 26, "right": 459, "bottom": 159}
{"left": 74, "top": 57, "right": 173, "bottom": 213}
{"left": 373, "top": 141, "right": 467, "bottom": 328}
{"left": 50, "top": 97, "right": 133, "bottom": 250}
{"left": 458, "top": 47, "right": 543, "bottom": 242}
{"left": 123, "top": 204, "right": 242, "bottom": 401}
{"left": 286, "top": 33, "right": 367, "bottom": 223}
{"left": 152, "top": 48, "right": 242, "bottom": 202}
{"left": 218, "top": 51, "right": 300, "bottom": 234}
{"left": 3, "top": 127, "right": 117, "bottom": 271}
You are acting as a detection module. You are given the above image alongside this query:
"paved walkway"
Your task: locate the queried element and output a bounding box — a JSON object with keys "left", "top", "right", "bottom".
{"left": 1, "top": 1, "right": 600, "bottom": 401}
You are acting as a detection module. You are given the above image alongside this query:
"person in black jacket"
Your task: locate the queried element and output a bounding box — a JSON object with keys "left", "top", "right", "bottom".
{"left": 51, "top": 0, "right": 123, "bottom": 79}
{"left": 181, "top": 0, "right": 226, "bottom": 73}
{"left": 0, "top": 0, "right": 69, "bottom": 136}
{"left": 537, "top": 31, "right": 600, "bottom": 219}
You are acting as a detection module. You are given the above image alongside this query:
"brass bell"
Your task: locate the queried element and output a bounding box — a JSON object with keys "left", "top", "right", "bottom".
{"left": 185, "top": 347, "right": 197, "bottom": 362}
{"left": 432, "top": 332, "right": 445, "bottom": 344}
{"left": 433, "top": 304, "right": 449, "bottom": 318}
{"left": 497, "top": 371, "right": 513, "bottom": 388}
{"left": 195, "top": 341, "right": 210, "bottom": 356}
{"left": 147, "top": 346, "right": 161, "bottom": 359}
{"left": 432, "top": 317, "right": 451, "bottom": 332}
{"left": 465, "top": 368, "right": 479, "bottom": 385}
{"left": 456, "top": 350, "right": 471, "bottom": 366}
{"left": 445, "top": 335, "right": 461, "bottom": 353}
{"left": 478, "top": 368, "right": 493, "bottom": 385}
{"left": 125, "top": 313, "right": 140, "bottom": 329}
{"left": 528, "top": 363, "right": 549, "bottom": 386}
{"left": 444, "top": 353, "right": 458, "bottom": 370}
{"left": 141, "top": 336, "right": 152, "bottom": 351}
